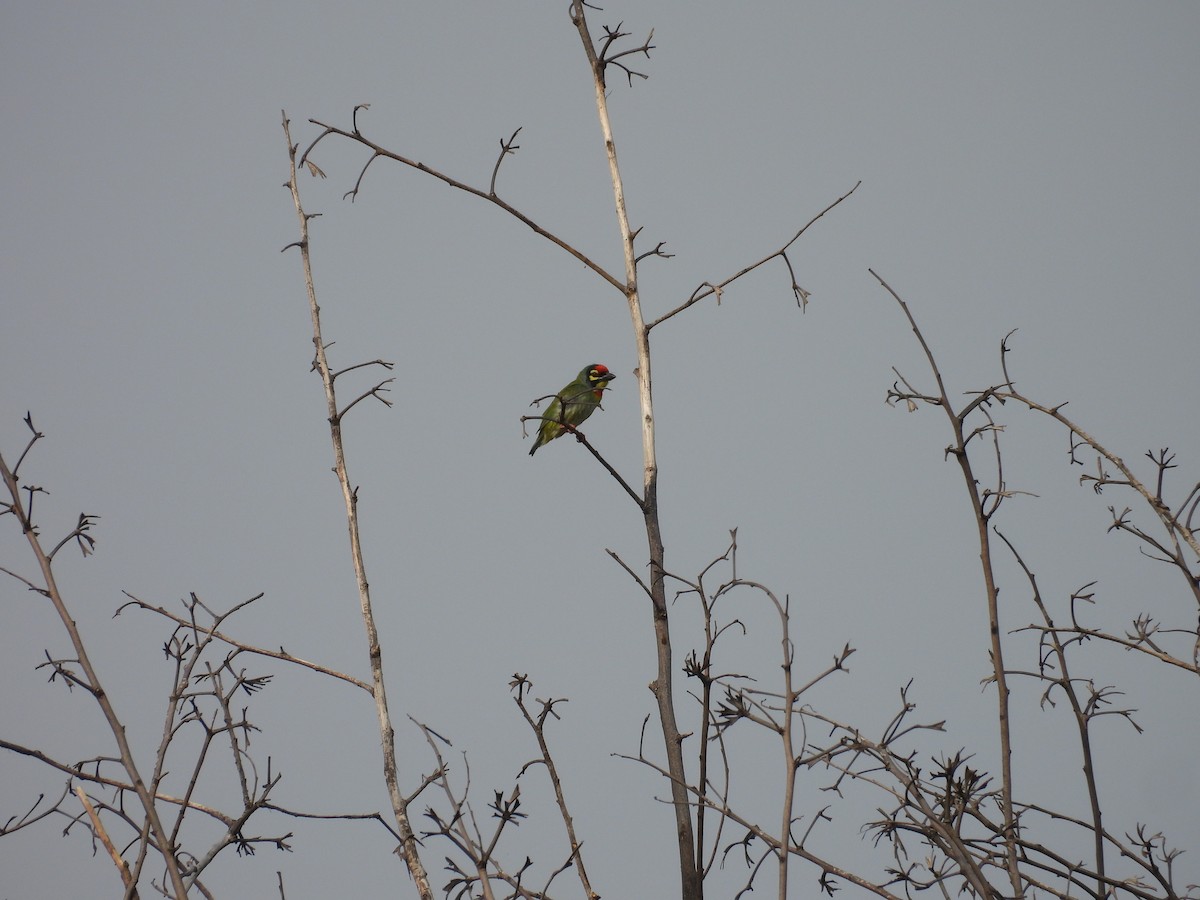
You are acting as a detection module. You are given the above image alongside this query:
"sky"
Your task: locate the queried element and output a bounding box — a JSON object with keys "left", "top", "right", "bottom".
{"left": 2, "top": 3, "right": 1198, "bottom": 898}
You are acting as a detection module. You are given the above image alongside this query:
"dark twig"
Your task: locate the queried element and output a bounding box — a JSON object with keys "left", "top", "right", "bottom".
{"left": 648, "top": 181, "right": 860, "bottom": 330}
{"left": 510, "top": 675, "right": 598, "bottom": 900}
{"left": 490, "top": 128, "right": 523, "bottom": 196}
{"left": 519, "top": 409, "right": 644, "bottom": 509}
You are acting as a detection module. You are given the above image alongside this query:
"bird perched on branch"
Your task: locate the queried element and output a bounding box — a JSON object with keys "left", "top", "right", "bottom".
{"left": 529, "top": 364, "right": 616, "bottom": 455}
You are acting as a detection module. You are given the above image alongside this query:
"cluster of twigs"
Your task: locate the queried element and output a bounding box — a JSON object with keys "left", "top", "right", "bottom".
{"left": 0, "top": 416, "right": 422, "bottom": 898}
{"left": 4, "top": 3, "right": 1195, "bottom": 899}
{"left": 611, "top": 272, "right": 1196, "bottom": 898}
{"left": 1, "top": 425, "right": 299, "bottom": 896}
{"left": 406, "top": 676, "right": 599, "bottom": 900}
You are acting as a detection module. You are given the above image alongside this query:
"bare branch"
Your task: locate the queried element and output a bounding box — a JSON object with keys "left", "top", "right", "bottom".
{"left": 281, "top": 110, "right": 434, "bottom": 899}
{"left": 117, "top": 592, "right": 373, "bottom": 693}
{"left": 489, "top": 127, "right": 523, "bottom": 196}
{"left": 648, "top": 181, "right": 860, "bottom": 330}
{"left": 298, "top": 111, "right": 625, "bottom": 293}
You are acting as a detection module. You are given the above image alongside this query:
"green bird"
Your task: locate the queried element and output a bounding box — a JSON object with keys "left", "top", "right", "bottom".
{"left": 529, "top": 363, "right": 616, "bottom": 455}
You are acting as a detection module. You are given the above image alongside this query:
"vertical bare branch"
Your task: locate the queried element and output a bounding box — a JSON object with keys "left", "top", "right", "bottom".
{"left": 569, "top": 5, "right": 701, "bottom": 898}
{"left": 280, "top": 111, "right": 434, "bottom": 900}
{"left": 511, "top": 676, "right": 599, "bottom": 900}
{"left": 997, "top": 530, "right": 1107, "bottom": 896}
{"left": 873, "top": 269, "right": 1023, "bottom": 898}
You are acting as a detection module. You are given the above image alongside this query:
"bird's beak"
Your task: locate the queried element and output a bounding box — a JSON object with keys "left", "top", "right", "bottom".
{"left": 601, "top": 372, "right": 616, "bottom": 382}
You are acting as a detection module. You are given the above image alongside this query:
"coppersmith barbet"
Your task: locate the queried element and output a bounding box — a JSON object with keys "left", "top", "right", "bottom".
{"left": 528, "top": 364, "right": 616, "bottom": 455}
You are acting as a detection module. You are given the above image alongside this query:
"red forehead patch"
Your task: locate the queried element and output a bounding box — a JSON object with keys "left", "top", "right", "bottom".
{"left": 593, "top": 365, "right": 609, "bottom": 374}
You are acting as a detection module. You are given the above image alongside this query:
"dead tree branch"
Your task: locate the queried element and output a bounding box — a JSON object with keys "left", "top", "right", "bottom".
{"left": 281, "top": 111, "right": 434, "bottom": 900}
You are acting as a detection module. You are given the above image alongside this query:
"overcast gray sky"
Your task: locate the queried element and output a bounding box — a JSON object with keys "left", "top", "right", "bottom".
{"left": 3, "top": 3, "right": 1198, "bottom": 897}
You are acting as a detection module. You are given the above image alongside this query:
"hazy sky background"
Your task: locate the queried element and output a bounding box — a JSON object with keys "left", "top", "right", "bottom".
{"left": 3, "top": 3, "right": 1198, "bottom": 897}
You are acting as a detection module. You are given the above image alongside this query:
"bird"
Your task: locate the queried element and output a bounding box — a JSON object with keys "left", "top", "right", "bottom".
{"left": 529, "top": 363, "right": 616, "bottom": 455}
